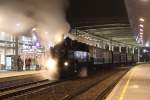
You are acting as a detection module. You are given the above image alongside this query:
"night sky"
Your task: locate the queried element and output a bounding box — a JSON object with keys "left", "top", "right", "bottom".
{"left": 67, "top": 0, "right": 128, "bottom": 23}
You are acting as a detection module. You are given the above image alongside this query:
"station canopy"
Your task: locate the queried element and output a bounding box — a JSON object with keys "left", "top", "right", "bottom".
{"left": 73, "top": 18, "right": 138, "bottom": 46}
{"left": 67, "top": 0, "right": 139, "bottom": 47}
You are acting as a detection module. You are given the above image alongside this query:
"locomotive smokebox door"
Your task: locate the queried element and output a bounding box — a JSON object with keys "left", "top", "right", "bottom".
{"left": 64, "top": 37, "right": 72, "bottom": 48}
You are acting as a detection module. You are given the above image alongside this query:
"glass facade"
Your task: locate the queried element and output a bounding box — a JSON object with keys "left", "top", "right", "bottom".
{"left": 0, "top": 32, "right": 45, "bottom": 71}
{"left": 0, "top": 32, "right": 15, "bottom": 70}
{"left": 18, "top": 35, "right": 45, "bottom": 71}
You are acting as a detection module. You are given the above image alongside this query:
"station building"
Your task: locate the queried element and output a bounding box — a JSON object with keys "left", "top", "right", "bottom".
{"left": 0, "top": 32, "right": 44, "bottom": 71}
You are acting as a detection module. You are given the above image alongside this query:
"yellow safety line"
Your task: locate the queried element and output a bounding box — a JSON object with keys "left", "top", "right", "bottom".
{"left": 108, "top": 86, "right": 115, "bottom": 100}
{"left": 118, "top": 70, "right": 134, "bottom": 100}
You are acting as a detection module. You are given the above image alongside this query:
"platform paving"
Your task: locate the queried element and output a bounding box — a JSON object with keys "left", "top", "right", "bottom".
{"left": 106, "top": 64, "right": 150, "bottom": 100}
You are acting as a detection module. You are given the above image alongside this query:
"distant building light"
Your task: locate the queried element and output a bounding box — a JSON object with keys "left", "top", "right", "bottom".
{"left": 32, "top": 34, "right": 37, "bottom": 41}
{"left": 136, "top": 37, "right": 138, "bottom": 41}
{"left": 36, "top": 42, "right": 40, "bottom": 47}
{"left": 143, "top": 49, "right": 148, "bottom": 53}
{"left": 16, "top": 23, "right": 21, "bottom": 27}
{"left": 145, "top": 42, "right": 149, "bottom": 47}
{"left": 48, "top": 43, "right": 54, "bottom": 48}
{"left": 45, "top": 32, "right": 49, "bottom": 34}
{"left": 1, "top": 32, "right": 5, "bottom": 34}
{"left": 32, "top": 28, "right": 36, "bottom": 31}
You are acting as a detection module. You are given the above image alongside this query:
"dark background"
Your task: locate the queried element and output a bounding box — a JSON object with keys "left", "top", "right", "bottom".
{"left": 67, "top": 0, "right": 128, "bottom": 25}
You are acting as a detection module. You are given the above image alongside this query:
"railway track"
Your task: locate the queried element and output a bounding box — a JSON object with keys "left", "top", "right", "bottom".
{"left": 0, "top": 68, "right": 129, "bottom": 100}
{"left": 0, "top": 79, "right": 58, "bottom": 99}
{"left": 0, "top": 76, "right": 78, "bottom": 99}
{"left": 62, "top": 71, "right": 127, "bottom": 100}
{"left": 95, "top": 71, "right": 126, "bottom": 100}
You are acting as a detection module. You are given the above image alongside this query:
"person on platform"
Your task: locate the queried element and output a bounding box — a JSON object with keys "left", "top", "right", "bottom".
{"left": 17, "top": 56, "right": 23, "bottom": 71}
{"left": 35, "top": 56, "right": 40, "bottom": 70}
{"left": 25, "top": 58, "right": 31, "bottom": 70}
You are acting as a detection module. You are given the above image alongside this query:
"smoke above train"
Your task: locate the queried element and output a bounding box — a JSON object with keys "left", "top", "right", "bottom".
{"left": 0, "top": 0, "right": 70, "bottom": 80}
{"left": 0, "top": 0, "right": 70, "bottom": 45}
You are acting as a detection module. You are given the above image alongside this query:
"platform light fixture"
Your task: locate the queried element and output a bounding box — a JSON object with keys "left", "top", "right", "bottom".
{"left": 140, "top": 35, "right": 143, "bottom": 38}
{"left": 136, "top": 36, "right": 138, "bottom": 41}
{"left": 140, "top": 0, "right": 149, "bottom": 3}
{"left": 143, "top": 49, "right": 148, "bottom": 53}
{"left": 140, "top": 29, "right": 144, "bottom": 32}
{"left": 139, "top": 24, "right": 144, "bottom": 28}
{"left": 140, "top": 32, "right": 143, "bottom": 35}
{"left": 64, "top": 61, "right": 69, "bottom": 66}
{"left": 138, "top": 17, "right": 145, "bottom": 45}
{"left": 139, "top": 18, "right": 145, "bottom": 22}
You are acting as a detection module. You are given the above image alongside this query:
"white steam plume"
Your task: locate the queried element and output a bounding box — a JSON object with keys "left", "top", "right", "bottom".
{"left": 0, "top": 0, "right": 70, "bottom": 80}
{"left": 0, "top": 0, "right": 70, "bottom": 45}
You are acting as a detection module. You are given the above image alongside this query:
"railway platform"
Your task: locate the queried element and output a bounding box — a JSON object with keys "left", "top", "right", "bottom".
{"left": 0, "top": 70, "right": 51, "bottom": 82}
{"left": 0, "top": 70, "right": 43, "bottom": 79}
{"left": 106, "top": 64, "right": 150, "bottom": 100}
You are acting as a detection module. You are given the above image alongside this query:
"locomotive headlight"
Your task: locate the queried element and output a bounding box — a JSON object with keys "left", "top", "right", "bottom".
{"left": 64, "top": 61, "right": 69, "bottom": 66}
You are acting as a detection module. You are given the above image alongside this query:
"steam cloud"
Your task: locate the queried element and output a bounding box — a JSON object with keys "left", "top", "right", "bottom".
{"left": 0, "top": 0, "right": 70, "bottom": 45}
{"left": 0, "top": 0, "right": 70, "bottom": 80}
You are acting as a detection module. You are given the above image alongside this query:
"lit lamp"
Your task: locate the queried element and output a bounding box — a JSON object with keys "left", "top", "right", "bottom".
{"left": 139, "top": 24, "right": 144, "bottom": 28}
{"left": 32, "top": 28, "right": 36, "bottom": 31}
{"left": 36, "top": 42, "right": 40, "bottom": 47}
{"left": 140, "top": 29, "right": 144, "bottom": 32}
{"left": 16, "top": 23, "right": 21, "bottom": 27}
{"left": 140, "top": 32, "right": 143, "bottom": 35}
{"left": 139, "top": 18, "right": 145, "bottom": 22}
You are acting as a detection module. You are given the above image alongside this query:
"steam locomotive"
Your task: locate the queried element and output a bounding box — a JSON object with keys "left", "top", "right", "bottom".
{"left": 50, "top": 37, "right": 138, "bottom": 78}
